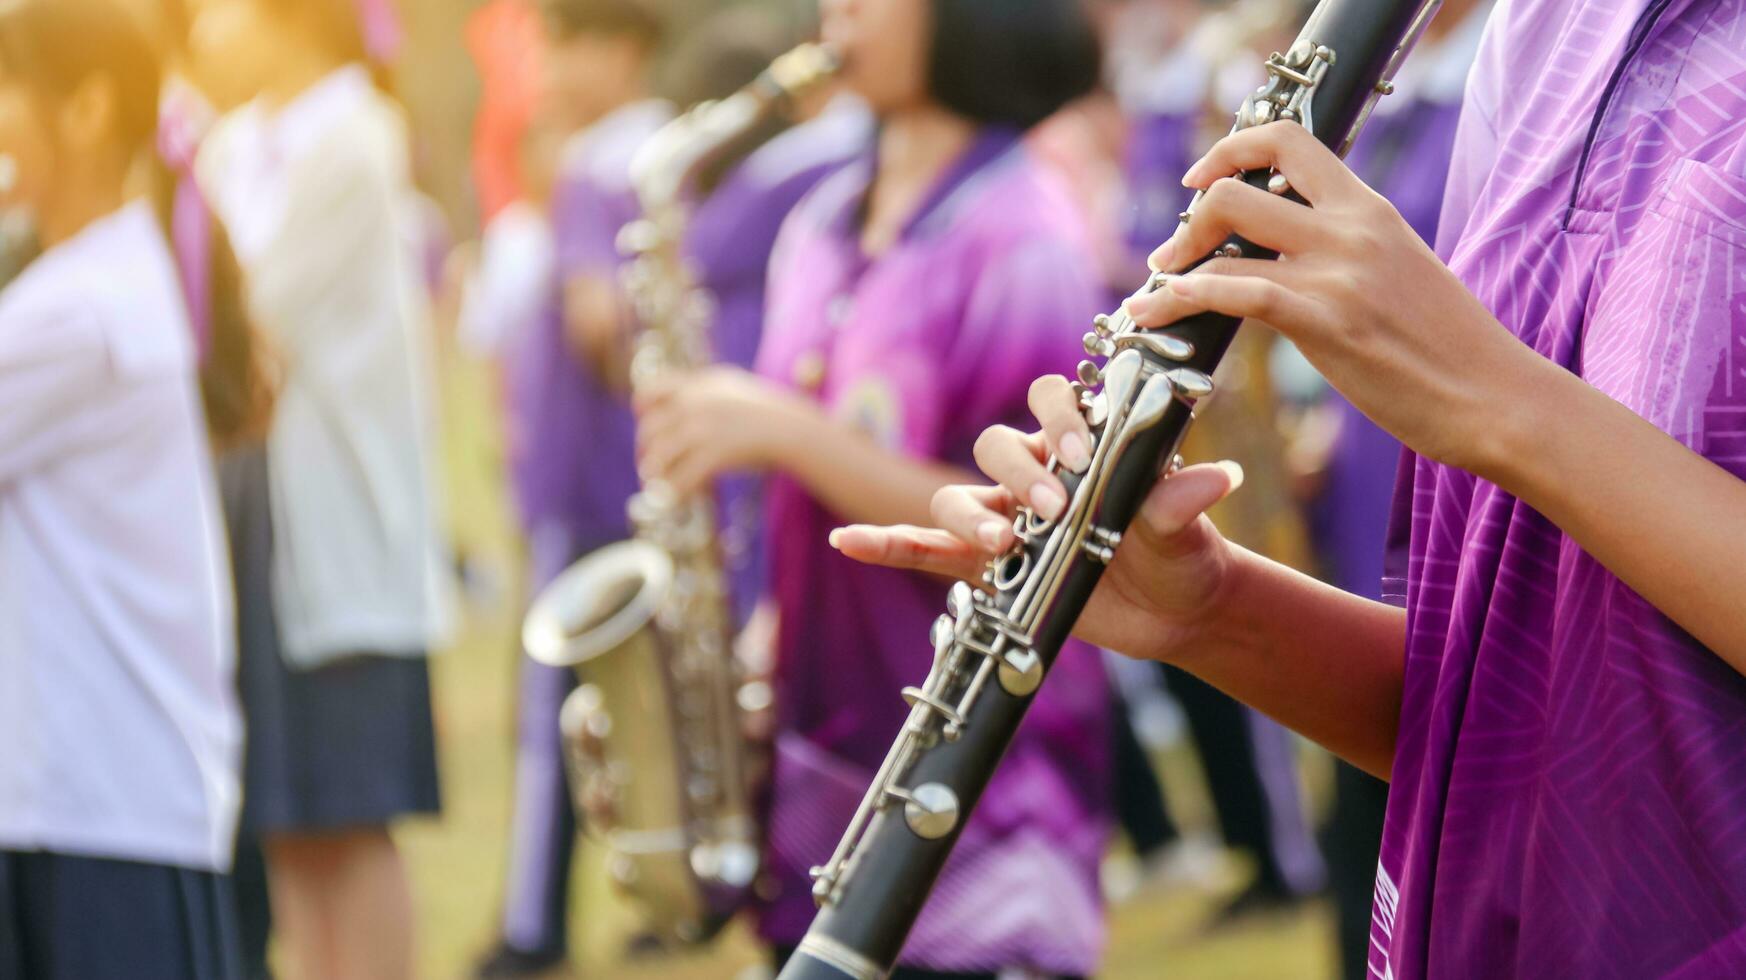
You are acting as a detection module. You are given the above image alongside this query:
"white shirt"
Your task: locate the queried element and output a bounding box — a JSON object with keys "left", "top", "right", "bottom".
{"left": 199, "top": 66, "right": 452, "bottom": 667}
{"left": 0, "top": 201, "right": 241, "bottom": 871}
{"left": 457, "top": 200, "right": 554, "bottom": 358}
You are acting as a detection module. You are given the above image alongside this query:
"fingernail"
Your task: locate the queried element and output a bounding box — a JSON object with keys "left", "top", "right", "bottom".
{"left": 1166, "top": 276, "right": 1195, "bottom": 297}
{"left": 1059, "top": 432, "right": 1091, "bottom": 473}
{"left": 1030, "top": 481, "right": 1066, "bottom": 520}
{"left": 1217, "top": 460, "right": 1246, "bottom": 492}
{"left": 1148, "top": 240, "right": 1175, "bottom": 272}
{"left": 978, "top": 520, "right": 1008, "bottom": 551}
{"left": 828, "top": 528, "right": 845, "bottom": 549}
{"left": 1182, "top": 158, "right": 1207, "bottom": 186}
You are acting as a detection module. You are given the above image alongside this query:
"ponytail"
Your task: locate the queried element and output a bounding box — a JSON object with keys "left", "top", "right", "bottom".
{"left": 148, "top": 152, "right": 276, "bottom": 451}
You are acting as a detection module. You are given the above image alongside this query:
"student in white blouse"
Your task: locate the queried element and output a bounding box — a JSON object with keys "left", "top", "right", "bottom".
{"left": 0, "top": 2, "right": 267, "bottom": 977}
{"left": 188, "top": 1, "right": 451, "bottom": 979}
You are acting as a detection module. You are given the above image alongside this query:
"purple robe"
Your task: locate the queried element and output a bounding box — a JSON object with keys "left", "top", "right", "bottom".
{"left": 753, "top": 130, "right": 1113, "bottom": 975}
{"left": 1374, "top": 0, "right": 1746, "bottom": 975}
{"left": 503, "top": 102, "right": 669, "bottom": 557}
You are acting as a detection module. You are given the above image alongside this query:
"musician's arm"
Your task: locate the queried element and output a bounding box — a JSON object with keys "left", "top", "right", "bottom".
{"left": 1179, "top": 546, "right": 1406, "bottom": 779}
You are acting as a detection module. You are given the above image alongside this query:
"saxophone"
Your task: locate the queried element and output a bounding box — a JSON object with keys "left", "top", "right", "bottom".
{"left": 522, "top": 43, "right": 839, "bottom": 945}
{"left": 776, "top": 0, "right": 1440, "bottom": 973}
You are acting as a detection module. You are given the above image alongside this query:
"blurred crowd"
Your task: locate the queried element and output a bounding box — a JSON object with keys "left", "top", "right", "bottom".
{"left": 0, "top": 0, "right": 1487, "bottom": 978}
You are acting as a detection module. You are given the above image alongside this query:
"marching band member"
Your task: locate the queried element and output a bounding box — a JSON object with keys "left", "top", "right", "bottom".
{"left": 192, "top": 0, "right": 450, "bottom": 976}
{"left": 476, "top": 0, "right": 671, "bottom": 972}
{"left": 838, "top": 0, "right": 1746, "bottom": 974}
{"left": 0, "top": 1, "right": 259, "bottom": 974}
{"left": 1299, "top": 1, "right": 1488, "bottom": 974}
{"left": 637, "top": 1, "right": 1114, "bottom": 976}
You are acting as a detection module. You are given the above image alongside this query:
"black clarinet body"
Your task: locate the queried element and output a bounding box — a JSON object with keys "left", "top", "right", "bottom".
{"left": 778, "top": 0, "right": 1441, "bottom": 975}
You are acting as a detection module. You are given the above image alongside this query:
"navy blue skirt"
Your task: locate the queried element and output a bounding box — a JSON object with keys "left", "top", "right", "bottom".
{"left": 0, "top": 850, "right": 242, "bottom": 980}
{"left": 220, "top": 448, "right": 442, "bottom": 833}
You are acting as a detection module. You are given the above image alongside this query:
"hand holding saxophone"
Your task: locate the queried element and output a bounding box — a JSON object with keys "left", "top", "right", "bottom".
{"left": 1126, "top": 120, "right": 1556, "bottom": 480}
{"left": 635, "top": 366, "right": 809, "bottom": 498}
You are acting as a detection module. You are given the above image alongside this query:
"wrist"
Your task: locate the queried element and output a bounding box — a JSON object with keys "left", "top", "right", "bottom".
{"left": 1464, "top": 353, "right": 1584, "bottom": 495}
{"left": 755, "top": 387, "right": 817, "bottom": 469}
{"left": 1158, "top": 538, "right": 1262, "bottom": 669}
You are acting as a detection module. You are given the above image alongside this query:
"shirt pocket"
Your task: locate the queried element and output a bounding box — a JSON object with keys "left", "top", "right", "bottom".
{"left": 1580, "top": 157, "right": 1746, "bottom": 469}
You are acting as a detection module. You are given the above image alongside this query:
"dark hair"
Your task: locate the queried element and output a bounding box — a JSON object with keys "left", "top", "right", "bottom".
{"left": 929, "top": 0, "right": 1102, "bottom": 129}
{"left": 541, "top": 0, "right": 667, "bottom": 50}
{"left": 0, "top": 0, "right": 274, "bottom": 448}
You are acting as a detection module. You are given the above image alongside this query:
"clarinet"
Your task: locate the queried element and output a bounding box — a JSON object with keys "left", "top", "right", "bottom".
{"left": 778, "top": 0, "right": 1441, "bottom": 975}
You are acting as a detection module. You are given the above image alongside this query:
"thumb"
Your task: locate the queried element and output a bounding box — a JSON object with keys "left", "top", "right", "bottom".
{"left": 1135, "top": 460, "right": 1244, "bottom": 540}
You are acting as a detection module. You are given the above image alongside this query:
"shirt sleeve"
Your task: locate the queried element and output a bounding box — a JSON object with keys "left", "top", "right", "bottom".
{"left": 0, "top": 305, "right": 113, "bottom": 483}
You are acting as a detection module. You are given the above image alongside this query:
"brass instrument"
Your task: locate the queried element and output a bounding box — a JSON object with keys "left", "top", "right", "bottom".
{"left": 522, "top": 44, "right": 839, "bottom": 944}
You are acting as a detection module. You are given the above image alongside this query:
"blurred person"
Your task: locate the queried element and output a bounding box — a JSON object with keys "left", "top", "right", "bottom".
{"left": 473, "top": 1, "right": 670, "bottom": 975}
{"left": 1295, "top": 2, "right": 1488, "bottom": 975}
{"left": 189, "top": 1, "right": 451, "bottom": 978}
{"left": 455, "top": 122, "right": 563, "bottom": 363}
{"left": 636, "top": 0, "right": 1112, "bottom": 975}
{"left": 0, "top": 0, "right": 272, "bottom": 975}
{"left": 115, "top": 1, "right": 283, "bottom": 972}
{"left": 836, "top": 0, "right": 1746, "bottom": 974}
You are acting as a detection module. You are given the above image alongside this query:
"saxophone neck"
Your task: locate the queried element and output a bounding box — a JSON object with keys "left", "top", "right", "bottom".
{"left": 628, "top": 43, "right": 841, "bottom": 217}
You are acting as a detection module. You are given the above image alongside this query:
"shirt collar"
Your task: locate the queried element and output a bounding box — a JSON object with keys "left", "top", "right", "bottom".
{"left": 825, "top": 125, "right": 1024, "bottom": 251}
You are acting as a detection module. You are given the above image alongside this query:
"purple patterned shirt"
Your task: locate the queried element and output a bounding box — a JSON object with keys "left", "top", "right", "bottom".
{"left": 1374, "top": 0, "right": 1746, "bottom": 975}
{"left": 754, "top": 130, "right": 1113, "bottom": 974}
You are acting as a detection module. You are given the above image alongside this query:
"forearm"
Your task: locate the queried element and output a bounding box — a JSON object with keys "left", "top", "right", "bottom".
{"left": 1176, "top": 546, "right": 1406, "bottom": 778}
{"left": 772, "top": 403, "right": 975, "bottom": 529}
{"left": 1485, "top": 366, "right": 1746, "bottom": 672}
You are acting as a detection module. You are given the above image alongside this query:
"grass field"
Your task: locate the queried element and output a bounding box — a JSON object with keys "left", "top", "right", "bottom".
{"left": 397, "top": 354, "right": 1338, "bottom": 980}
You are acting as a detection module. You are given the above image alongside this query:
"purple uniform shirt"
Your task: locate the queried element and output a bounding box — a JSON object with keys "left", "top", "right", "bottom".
{"left": 1374, "top": 0, "right": 1746, "bottom": 975}
{"left": 503, "top": 102, "right": 669, "bottom": 558}
{"left": 754, "top": 131, "right": 1113, "bottom": 975}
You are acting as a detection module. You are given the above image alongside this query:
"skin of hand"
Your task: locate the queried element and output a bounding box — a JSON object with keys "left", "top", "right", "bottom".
{"left": 834, "top": 119, "right": 1547, "bottom": 650}
{"left": 633, "top": 365, "right": 803, "bottom": 499}
{"left": 838, "top": 117, "right": 1746, "bottom": 718}
{"left": 1124, "top": 120, "right": 1556, "bottom": 481}
{"left": 831, "top": 373, "right": 1252, "bottom": 664}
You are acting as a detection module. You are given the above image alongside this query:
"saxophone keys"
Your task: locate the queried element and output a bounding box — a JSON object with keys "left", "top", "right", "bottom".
{"left": 1268, "top": 173, "right": 1292, "bottom": 195}
{"left": 1076, "top": 359, "right": 1104, "bottom": 387}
